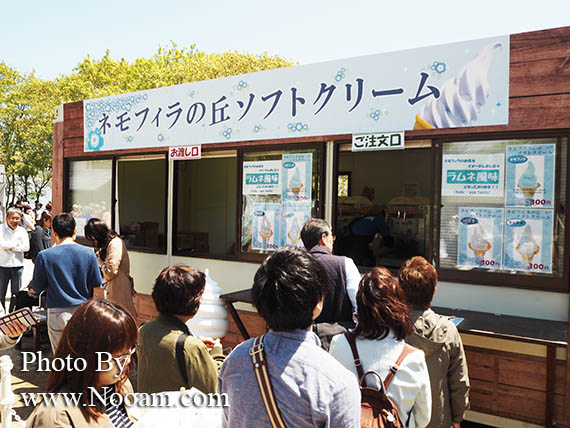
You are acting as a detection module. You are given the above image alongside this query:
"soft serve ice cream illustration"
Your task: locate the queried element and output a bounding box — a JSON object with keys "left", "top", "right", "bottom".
{"left": 414, "top": 41, "right": 504, "bottom": 129}
{"left": 468, "top": 223, "right": 491, "bottom": 258}
{"left": 517, "top": 161, "right": 541, "bottom": 199}
{"left": 516, "top": 224, "right": 540, "bottom": 263}
{"left": 259, "top": 214, "right": 273, "bottom": 242}
{"left": 289, "top": 167, "right": 304, "bottom": 194}
{"left": 287, "top": 216, "right": 302, "bottom": 245}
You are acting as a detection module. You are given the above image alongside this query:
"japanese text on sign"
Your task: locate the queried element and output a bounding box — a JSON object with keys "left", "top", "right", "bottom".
{"left": 442, "top": 154, "right": 504, "bottom": 197}
{"left": 169, "top": 144, "right": 201, "bottom": 160}
{"left": 352, "top": 132, "right": 404, "bottom": 151}
{"left": 83, "top": 36, "right": 509, "bottom": 152}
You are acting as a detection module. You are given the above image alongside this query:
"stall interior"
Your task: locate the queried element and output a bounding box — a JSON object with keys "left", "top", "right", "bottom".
{"left": 117, "top": 156, "right": 167, "bottom": 252}
{"left": 334, "top": 142, "right": 432, "bottom": 269}
{"left": 174, "top": 153, "right": 237, "bottom": 256}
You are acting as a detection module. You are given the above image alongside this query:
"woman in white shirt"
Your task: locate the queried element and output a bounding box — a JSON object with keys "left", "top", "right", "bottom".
{"left": 329, "top": 267, "right": 432, "bottom": 428}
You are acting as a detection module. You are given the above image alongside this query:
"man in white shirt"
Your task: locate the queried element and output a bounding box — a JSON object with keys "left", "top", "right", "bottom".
{"left": 0, "top": 207, "right": 30, "bottom": 311}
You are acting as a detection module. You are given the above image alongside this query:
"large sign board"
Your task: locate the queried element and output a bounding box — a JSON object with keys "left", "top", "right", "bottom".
{"left": 84, "top": 36, "right": 509, "bottom": 152}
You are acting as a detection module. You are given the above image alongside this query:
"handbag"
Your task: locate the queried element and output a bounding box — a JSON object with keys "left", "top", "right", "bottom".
{"left": 250, "top": 335, "right": 287, "bottom": 428}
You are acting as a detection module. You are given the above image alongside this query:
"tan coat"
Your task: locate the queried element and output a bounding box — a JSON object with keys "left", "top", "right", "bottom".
{"left": 26, "top": 381, "right": 135, "bottom": 428}
{"left": 100, "top": 237, "right": 137, "bottom": 319}
{"left": 406, "top": 308, "right": 470, "bottom": 428}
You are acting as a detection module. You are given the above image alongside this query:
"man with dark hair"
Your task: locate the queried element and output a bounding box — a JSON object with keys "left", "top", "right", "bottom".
{"left": 137, "top": 265, "right": 225, "bottom": 394}
{"left": 300, "top": 218, "right": 360, "bottom": 350}
{"left": 31, "top": 212, "right": 102, "bottom": 352}
{"left": 0, "top": 207, "right": 29, "bottom": 311}
{"left": 399, "top": 256, "right": 470, "bottom": 428}
{"left": 219, "top": 247, "right": 360, "bottom": 427}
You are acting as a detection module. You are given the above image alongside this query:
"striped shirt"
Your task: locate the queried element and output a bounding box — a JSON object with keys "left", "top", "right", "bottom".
{"left": 101, "top": 386, "right": 133, "bottom": 428}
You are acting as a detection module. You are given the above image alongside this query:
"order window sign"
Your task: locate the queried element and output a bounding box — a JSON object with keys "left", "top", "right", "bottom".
{"left": 352, "top": 132, "right": 405, "bottom": 152}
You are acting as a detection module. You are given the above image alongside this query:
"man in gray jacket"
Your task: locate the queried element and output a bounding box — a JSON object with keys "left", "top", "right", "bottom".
{"left": 399, "top": 256, "right": 470, "bottom": 428}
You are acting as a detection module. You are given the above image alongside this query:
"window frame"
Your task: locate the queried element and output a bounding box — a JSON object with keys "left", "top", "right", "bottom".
{"left": 115, "top": 153, "right": 169, "bottom": 255}
{"left": 434, "top": 131, "right": 570, "bottom": 293}
{"left": 332, "top": 138, "right": 437, "bottom": 274}
{"left": 65, "top": 152, "right": 169, "bottom": 255}
{"left": 171, "top": 148, "right": 239, "bottom": 260}
{"left": 64, "top": 156, "right": 115, "bottom": 248}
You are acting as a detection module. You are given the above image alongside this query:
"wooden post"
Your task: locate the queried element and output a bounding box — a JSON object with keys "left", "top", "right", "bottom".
{"left": 52, "top": 106, "right": 64, "bottom": 217}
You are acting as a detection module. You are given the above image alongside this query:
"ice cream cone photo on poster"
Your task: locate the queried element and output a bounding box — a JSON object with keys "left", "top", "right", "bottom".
{"left": 289, "top": 166, "right": 304, "bottom": 195}
{"left": 287, "top": 215, "right": 302, "bottom": 245}
{"left": 468, "top": 222, "right": 492, "bottom": 259}
{"left": 515, "top": 224, "right": 540, "bottom": 263}
{"left": 517, "top": 160, "right": 542, "bottom": 200}
{"left": 259, "top": 214, "right": 273, "bottom": 242}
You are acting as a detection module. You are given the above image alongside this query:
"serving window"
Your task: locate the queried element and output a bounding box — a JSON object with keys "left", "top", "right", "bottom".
{"left": 438, "top": 137, "right": 568, "bottom": 291}
{"left": 116, "top": 155, "right": 168, "bottom": 253}
{"left": 67, "top": 159, "right": 113, "bottom": 238}
{"left": 173, "top": 151, "right": 237, "bottom": 257}
{"left": 333, "top": 141, "right": 433, "bottom": 269}
{"left": 239, "top": 145, "right": 323, "bottom": 256}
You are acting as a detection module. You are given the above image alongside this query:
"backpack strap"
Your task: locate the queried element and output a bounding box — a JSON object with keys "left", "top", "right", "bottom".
{"left": 344, "top": 332, "right": 365, "bottom": 382}
{"left": 176, "top": 332, "right": 189, "bottom": 386}
{"left": 383, "top": 343, "right": 417, "bottom": 388}
{"left": 345, "top": 332, "right": 417, "bottom": 390}
{"left": 250, "top": 335, "right": 287, "bottom": 428}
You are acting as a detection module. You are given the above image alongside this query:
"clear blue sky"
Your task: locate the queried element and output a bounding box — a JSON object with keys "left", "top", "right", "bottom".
{"left": 2, "top": 0, "right": 569, "bottom": 80}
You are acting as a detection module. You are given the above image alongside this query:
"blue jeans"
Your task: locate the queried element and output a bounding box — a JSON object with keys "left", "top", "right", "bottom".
{"left": 0, "top": 266, "right": 23, "bottom": 311}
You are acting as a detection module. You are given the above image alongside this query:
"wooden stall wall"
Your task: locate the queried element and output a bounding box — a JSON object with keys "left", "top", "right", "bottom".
{"left": 467, "top": 347, "right": 568, "bottom": 426}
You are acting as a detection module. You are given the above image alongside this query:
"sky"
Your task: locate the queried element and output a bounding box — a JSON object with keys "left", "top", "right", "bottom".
{"left": 1, "top": 0, "right": 569, "bottom": 80}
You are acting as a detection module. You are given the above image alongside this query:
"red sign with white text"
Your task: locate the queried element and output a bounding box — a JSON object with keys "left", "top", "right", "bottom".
{"left": 169, "top": 144, "right": 201, "bottom": 160}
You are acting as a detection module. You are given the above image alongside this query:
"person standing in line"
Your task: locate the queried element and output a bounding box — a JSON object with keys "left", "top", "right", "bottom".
{"left": 33, "top": 201, "right": 43, "bottom": 224}
{"left": 399, "top": 256, "right": 470, "bottom": 428}
{"left": 329, "top": 267, "right": 431, "bottom": 428}
{"left": 85, "top": 218, "right": 137, "bottom": 318}
{"left": 137, "top": 265, "right": 225, "bottom": 394}
{"left": 26, "top": 299, "right": 138, "bottom": 428}
{"left": 219, "top": 247, "right": 361, "bottom": 428}
{"left": 29, "top": 211, "right": 52, "bottom": 263}
{"left": 31, "top": 213, "right": 102, "bottom": 352}
{"left": 21, "top": 204, "right": 36, "bottom": 233}
{"left": 0, "top": 207, "right": 30, "bottom": 311}
{"left": 300, "top": 218, "right": 361, "bottom": 350}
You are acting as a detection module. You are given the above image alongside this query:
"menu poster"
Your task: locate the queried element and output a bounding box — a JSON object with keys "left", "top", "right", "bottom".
{"left": 457, "top": 207, "right": 504, "bottom": 269}
{"left": 442, "top": 154, "right": 504, "bottom": 197}
{"left": 243, "top": 160, "right": 282, "bottom": 195}
{"left": 251, "top": 203, "right": 281, "bottom": 251}
{"left": 503, "top": 209, "right": 553, "bottom": 273}
{"left": 280, "top": 202, "right": 311, "bottom": 247}
{"left": 505, "top": 144, "right": 555, "bottom": 208}
{"left": 281, "top": 153, "right": 312, "bottom": 202}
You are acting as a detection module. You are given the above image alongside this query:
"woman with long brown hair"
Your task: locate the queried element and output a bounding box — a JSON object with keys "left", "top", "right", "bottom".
{"left": 27, "top": 299, "right": 138, "bottom": 427}
{"left": 329, "top": 267, "right": 432, "bottom": 428}
{"left": 85, "top": 218, "right": 137, "bottom": 318}
{"left": 29, "top": 211, "right": 52, "bottom": 263}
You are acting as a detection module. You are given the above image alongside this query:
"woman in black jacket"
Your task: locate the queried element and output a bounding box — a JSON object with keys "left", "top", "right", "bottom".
{"left": 29, "top": 211, "right": 52, "bottom": 263}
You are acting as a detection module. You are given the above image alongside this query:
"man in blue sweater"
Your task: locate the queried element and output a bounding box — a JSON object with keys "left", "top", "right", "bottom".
{"left": 31, "top": 213, "right": 102, "bottom": 352}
